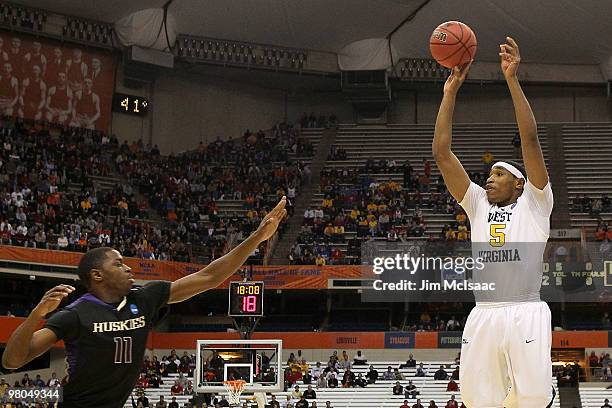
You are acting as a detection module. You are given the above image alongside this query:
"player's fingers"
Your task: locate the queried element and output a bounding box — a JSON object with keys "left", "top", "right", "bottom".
{"left": 44, "top": 291, "right": 70, "bottom": 301}
{"left": 460, "top": 59, "right": 473, "bottom": 76}
{"left": 50, "top": 287, "right": 73, "bottom": 295}
{"left": 45, "top": 290, "right": 70, "bottom": 298}
{"left": 272, "top": 198, "right": 287, "bottom": 217}
{"left": 506, "top": 36, "right": 518, "bottom": 48}
{"left": 50, "top": 284, "right": 74, "bottom": 291}
{"left": 43, "top": 295, "right": 65, "bottom": 303}
{"left": 506, "top": 39, "right": 520, "bottom": 58}
{"left": 44, "top": 287, "right": 67, "bottom": 297}
{"left": 46, "top": 294, "right": 65, "bottom": 299}
{"left": 271, "top": 196, "right": 286, "bottom": 214}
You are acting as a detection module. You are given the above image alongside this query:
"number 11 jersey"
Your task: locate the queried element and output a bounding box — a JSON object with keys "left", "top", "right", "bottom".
{"left": 45, "top": 281, "right": 171, "bottom": 408}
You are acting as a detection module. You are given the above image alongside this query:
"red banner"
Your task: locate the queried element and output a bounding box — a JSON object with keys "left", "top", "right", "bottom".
{"left": 0, "top": 30, "right": 116, "bottom": 131}
{"left": 0, "top": 317, "right": 609, "bottom": 349}
{"left": 0, "top": 246, "right": 363, "bottom": 289}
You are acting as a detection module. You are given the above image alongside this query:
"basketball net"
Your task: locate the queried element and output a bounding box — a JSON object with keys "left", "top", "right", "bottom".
{"left": 223, "top": 380, "right": 246, "bottom": 406}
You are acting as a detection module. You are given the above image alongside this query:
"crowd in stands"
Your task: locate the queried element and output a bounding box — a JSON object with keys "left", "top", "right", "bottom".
{"left": 553, "top": 360, "right": 582, "bottom": 387}
{"left": 299, "top": 113, "right": 337, "bottom": 129}
{"left": 134, "top": 350, "right": 196, "bottom": 394}
{"left": 289, "top": 159, "right": 477, "bottom": 265}
{"left": 0, "top": 372, "right": 63, "bottom": 388}
{"left": 570, "top": 194, "right": 611, "bottom": 215}
{"left": 0, "top": 117, "right": 162, "bottom": 258}
{"left": 119, "top": 122, "right": 310, "bottom": 264}
{"left": 0, "top": 372, "right": 64, "bottom": 408}
{"left": 402, "top": 311, "right": 465, "bottom": 333}
{"left": 595, "top": 219, "right": 612, "bottom": 241}
{"left": 588, "top": 350, "right": 611, "bottom": 381}
{"left": 0, "top": 116, "right": 311, "bottom": 264}
{"left": 281, "top": 350, "right": 465, "bottom": 408}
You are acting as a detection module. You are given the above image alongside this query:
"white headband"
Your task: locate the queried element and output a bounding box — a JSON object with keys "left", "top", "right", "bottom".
{"left": 491, "top": 161, "right": 525, "bottom": 179}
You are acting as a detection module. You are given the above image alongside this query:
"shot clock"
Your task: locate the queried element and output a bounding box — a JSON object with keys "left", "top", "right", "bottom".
{"left": 228, "top": 281, "right": 264, "bottom": 316}
{"left": 112, "top": 93, "right": 149, "bottom": 116}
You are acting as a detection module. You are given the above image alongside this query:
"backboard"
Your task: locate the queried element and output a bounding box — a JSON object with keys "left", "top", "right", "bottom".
{"left": 195, "top": 339, "right": 283, "bottom": 393}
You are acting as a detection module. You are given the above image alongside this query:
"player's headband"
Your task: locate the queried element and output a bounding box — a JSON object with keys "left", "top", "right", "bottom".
{"left": 491, "top": 161, "right": 525, "bottom": 179}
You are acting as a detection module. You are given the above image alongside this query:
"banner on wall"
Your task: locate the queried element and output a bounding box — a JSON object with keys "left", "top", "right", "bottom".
{"left": 437, "top": 331, "right": 463, "bottom": 349}
{"left": 0, "top": 316, "right": 609, "bottom": 349}
{"left": 0, "top": 30, "right": 117, "bottom": 131}
{"left": 384, "top": 332, "right": 415, "bottom": 349}
{"left": 0, "top": 246, "right": 364, "bottom": 289}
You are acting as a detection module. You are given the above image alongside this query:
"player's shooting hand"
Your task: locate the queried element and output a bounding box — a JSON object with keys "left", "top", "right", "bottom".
{"left": 443, "top": 59, "right": 473, "bottom": 96}
{"left": 500, "top": 36, "right": 521, "bottom": 79}
{"left": 32, "top": 284, "right": 75, "bottom": 318}
{"left": 255, "top": 196, "right": 287, "bottom": 242}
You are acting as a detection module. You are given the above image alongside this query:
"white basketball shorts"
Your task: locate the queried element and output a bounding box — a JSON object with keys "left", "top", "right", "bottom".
{"left": 459, "top": 301, "right": 554, "bottom": 408}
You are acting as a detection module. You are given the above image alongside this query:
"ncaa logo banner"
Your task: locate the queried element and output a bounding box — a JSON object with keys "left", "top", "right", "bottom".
{"left": 438, "top": 332, "right": 463, "bottom": 349}
{"left": 384, "top": 332, "right": 415, "bottom": 349}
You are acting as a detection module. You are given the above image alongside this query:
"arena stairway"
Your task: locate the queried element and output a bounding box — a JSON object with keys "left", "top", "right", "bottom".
{"left": 270, "top": 128, "right": 338, "bottom": 264}
{"left": 579, "top": 382, "right": 611, "bottom": 408}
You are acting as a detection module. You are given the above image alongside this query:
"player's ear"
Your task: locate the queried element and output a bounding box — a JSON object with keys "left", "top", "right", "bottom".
{"left": 90, "top": 268, "right": 104, "bottom": 284}
{"left": 516, "top": 178, "right": 525, "bottom": 190}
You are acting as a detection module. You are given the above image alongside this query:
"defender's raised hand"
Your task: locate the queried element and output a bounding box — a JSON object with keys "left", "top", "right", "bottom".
{"left": 255, "top": 196, "right": 287, "bottom": 242}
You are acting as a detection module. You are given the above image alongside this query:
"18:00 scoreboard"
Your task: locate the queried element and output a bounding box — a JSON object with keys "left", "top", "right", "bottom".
{"left": 228, "top": 281, "right": 264, "bottom": 317}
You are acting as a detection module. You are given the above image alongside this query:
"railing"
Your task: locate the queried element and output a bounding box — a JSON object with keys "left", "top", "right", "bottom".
{"left": 0, "top": 1, "right": 113, "bottom": 48}
{"left": 176, "top": 34, "right": 309, "bottom": 72}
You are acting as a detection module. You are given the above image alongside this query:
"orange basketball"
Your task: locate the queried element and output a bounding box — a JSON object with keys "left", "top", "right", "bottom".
{"left": 430, "top": 21, "right": 477, "bottom": 69}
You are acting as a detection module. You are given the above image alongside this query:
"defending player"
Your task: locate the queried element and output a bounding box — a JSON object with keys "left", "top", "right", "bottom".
{"left": 2, "top": 197, "right": 287, "bottom": 408}
{"left": 432, "top": 37, "right": 554, "bottom": 407}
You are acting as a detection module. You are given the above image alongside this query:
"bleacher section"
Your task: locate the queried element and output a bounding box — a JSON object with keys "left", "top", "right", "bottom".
{"left": 125, "top": 361, "right": 561, "bottom": 408}
{"left": 306, "top": 123, "right": 548, "bottom": 259}
{"left": 563, "top": 123, "right": 612, "bottom": 229}
{"left": 214, "top": 128, "right": 322, "bottom": 217}
{"left": 579, "top": 382, "right": 612, "bottom": 408}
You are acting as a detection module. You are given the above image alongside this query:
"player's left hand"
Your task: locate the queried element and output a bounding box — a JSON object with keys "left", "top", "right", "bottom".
{"left": 500, "top": 36, "right": 521, "bottom": 79}
{"left": 255, "top": 196, "right": 287, "bottom": 242}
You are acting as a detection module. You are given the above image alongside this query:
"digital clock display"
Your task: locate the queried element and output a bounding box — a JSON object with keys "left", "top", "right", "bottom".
{"left": 112, "top": 93, "right": 149, "bottom": 116}
{"left": 228, "top": 281, "right": 264, "bottom": 316}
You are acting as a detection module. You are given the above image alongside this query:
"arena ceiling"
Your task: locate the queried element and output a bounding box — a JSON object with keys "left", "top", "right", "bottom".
{"left": 11, "top": 0, "right": 612, "bottom": 65}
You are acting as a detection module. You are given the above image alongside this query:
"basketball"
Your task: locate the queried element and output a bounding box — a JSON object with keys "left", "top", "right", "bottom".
{"left": 430, "top": 21, "right": 477, "bottom": 68}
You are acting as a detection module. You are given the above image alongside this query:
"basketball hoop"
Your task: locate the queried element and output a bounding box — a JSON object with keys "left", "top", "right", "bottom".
{"left": 223, "top": 380, "right": 247, "bottom": 406}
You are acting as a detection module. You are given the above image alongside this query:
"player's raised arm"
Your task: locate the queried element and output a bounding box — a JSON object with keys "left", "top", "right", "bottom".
{"left": 2, "top": 284, "right": 74, "bottom": 369}
{"left": 500, "top": 36, "right": 548, "bottom": 189}
{"left": 432, "top": 61, "right": 473, "bottom": 202}
{"left": 167, "top": 196, "right": 287, "bottom": 304}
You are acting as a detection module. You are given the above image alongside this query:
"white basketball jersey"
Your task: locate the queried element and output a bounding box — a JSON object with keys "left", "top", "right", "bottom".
{"left": 459, "top": 180, "right": 554, "bottom": 302}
